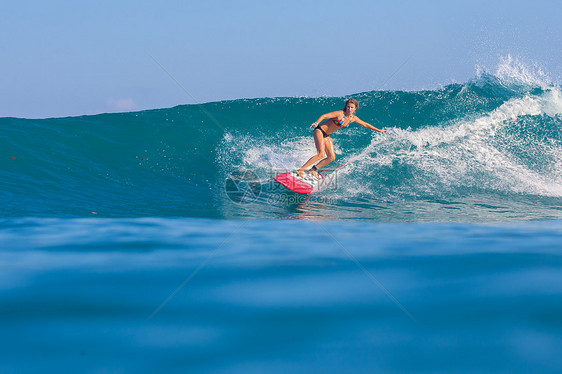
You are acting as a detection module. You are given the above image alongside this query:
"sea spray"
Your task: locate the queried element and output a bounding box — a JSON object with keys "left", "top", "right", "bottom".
{"left": 2, "top": 58, "right": 561, "bottom": 221}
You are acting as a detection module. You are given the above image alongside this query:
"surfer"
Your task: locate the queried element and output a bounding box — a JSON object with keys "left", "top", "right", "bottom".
{"left": 297, "top": 98, "right": 386, "bottom": 178}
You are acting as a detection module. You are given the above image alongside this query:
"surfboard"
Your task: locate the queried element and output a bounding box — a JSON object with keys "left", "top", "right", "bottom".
{"left": 274, "top": 161, "right": 349, "bottom": 194}
{"left": 274, "top": 170, "right": 323, "bottom": 194}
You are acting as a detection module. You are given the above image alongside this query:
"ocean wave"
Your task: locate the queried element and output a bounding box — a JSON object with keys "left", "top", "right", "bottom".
{"left": 2, "top": 58, "right": 561, "bottom": 221}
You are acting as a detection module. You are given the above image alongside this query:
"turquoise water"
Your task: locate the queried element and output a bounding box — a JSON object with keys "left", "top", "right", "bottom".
{"left": 2, "top": 72, "right": 561, "bottom": 221}
{"left": 1, "top": 66, "right": 562, "bottom": 372}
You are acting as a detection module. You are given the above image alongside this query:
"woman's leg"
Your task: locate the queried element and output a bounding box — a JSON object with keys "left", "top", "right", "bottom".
{"left": 314, "top": 137, "right": 336, "bottom": 169}
{"left": 297, "top": 129, "right": 326, "bottom": 177}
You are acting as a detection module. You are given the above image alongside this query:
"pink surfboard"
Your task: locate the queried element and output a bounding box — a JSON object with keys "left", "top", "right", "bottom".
{"left": 274, "top": 171, "right": 323, "bottom": 194}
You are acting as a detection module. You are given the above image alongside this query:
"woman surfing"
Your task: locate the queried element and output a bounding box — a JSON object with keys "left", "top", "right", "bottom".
{"left": 297, "top": 98, "right": 387, "bottom": 178}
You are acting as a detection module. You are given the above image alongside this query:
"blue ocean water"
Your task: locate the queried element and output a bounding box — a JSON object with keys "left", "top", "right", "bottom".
{"left": 1, "top": 60, "right": 562, "bottom": 372}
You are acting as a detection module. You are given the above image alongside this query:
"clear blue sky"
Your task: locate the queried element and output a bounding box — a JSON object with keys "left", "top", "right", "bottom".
{"left": 1, "top": 0, "right": 561, "bottom": 118}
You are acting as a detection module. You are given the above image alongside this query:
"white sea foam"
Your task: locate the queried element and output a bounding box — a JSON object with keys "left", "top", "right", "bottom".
{"left": 495, "top": 55, "right": 551, "bottom": 88}
{"left": 223, "top": 86, "right": 562, "bottom": 198}
{"left": 354, "top": 88, "right": 562, "bottom": 198}
{"left": 475, "top": 55, "right": 552, "bottom": 89}
{"left": 219, "top": 57, "right": 562, "bottom": 200}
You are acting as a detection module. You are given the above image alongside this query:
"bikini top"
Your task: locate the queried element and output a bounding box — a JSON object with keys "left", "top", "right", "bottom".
{"left": 336, "top": 114, "right": 352, "bottom": 128}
